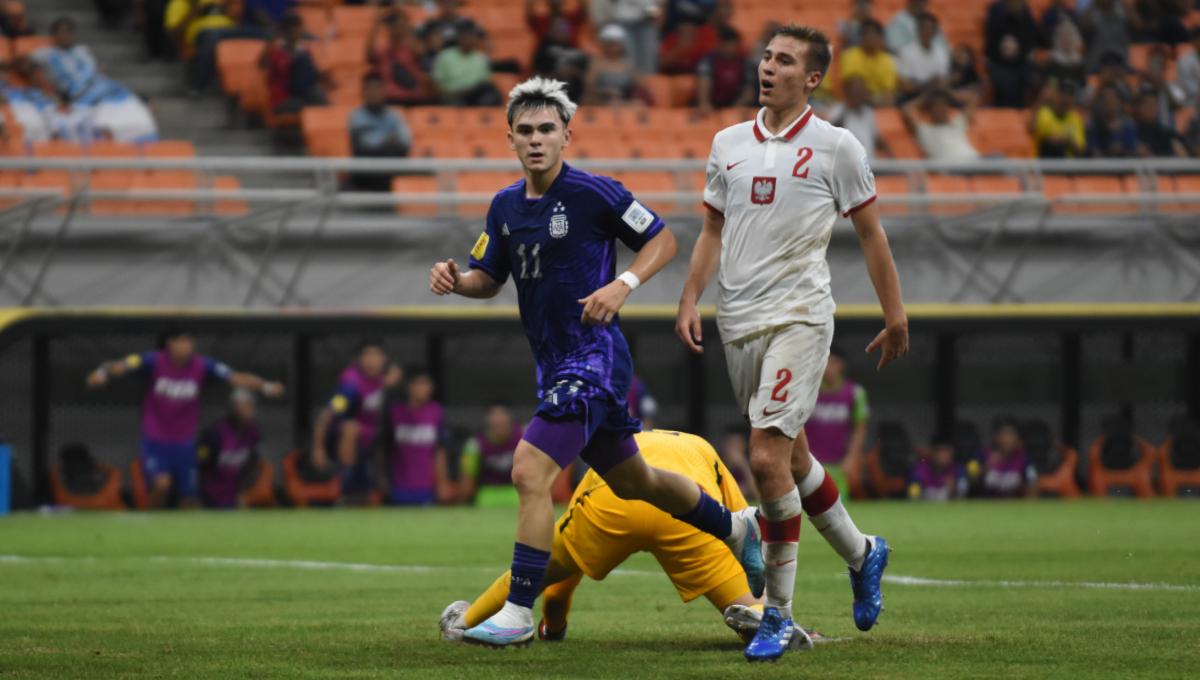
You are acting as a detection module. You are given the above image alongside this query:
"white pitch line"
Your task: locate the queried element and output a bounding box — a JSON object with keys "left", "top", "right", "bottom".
{"left": 884, "top": 574, "right": 1200, "bottom": 593}
{"left": 2, "top": 555, "right": 1197, "bottom": 593}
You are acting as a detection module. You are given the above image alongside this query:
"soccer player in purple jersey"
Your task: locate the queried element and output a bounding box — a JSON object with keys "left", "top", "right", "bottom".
{"left": 86, "top": 328, "right": 284, "bottom": 508}
{"left": 429, "top": 77, "right": 764, "bottom": 647}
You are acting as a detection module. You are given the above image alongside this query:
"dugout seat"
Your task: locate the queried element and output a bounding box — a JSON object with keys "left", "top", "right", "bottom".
{"left": 1022, "top": 419, "right": 1081, "bottom": 499}
{"left": 49, "top": 443, "right": 126, "bottom": 510}
{"left": 866, "top": 422, "right": 913, "bottom": 499}
{"left": 129, "top": 459, "right": 150, "bottom": 509}
{"left": 282, "top": 450, "right": 342, "bottom": 507}
{"left": 1159, "top": 415, "right": 1200, "bottom": 497}
{"left": 240, "top": 459, "right": 278, "bottom": 508}
{"left": 1087, "top": 415, "right": 1157, "bottom": 499}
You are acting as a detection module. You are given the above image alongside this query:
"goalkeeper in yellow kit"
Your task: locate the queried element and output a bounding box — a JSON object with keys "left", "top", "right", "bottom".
{"left": 439, "top": 429, "right": 817, "bottom": 648}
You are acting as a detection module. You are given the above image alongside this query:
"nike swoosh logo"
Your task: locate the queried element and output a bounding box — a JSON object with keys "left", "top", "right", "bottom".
{"left": 773, "top": 559, "right": 796, "bottom": 567}
{"left": 726, "top": 159, "right": 748, "bottom": 170}
{"left": 762, "top": 407, "right": 786, "bottom": 417}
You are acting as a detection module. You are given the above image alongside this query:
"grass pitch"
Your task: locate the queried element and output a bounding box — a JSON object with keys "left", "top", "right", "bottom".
{"left": 1, "top": 501, "right": 1197, "bottom": 679}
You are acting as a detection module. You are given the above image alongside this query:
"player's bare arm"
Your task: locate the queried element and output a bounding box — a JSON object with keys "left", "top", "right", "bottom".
{"left": 675, "top": 208, "right": 725, "bottom": 353}
{"left": 229, "top": 371, "right": 285, "bottom": 397}
{"left": 850, "top": 201, "right": 908, "bottom": 369}
{"left": 578, "top": 228, "right": 678, "bottom": 326}
{"left": 429, "top": 258, "right": 503, "bottom": 299}
{"left": 85, "top": 358, "right": 131, "bottom": 387}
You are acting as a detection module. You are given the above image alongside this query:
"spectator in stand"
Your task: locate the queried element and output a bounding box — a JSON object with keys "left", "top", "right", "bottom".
{"left": 1039, "top": 0, "right": 1077, "bottom": 37}
{"left": 908, "top": 437, "right": 965, "bottom": 501}
{"left": 1087, "top": 84, "right": 1139, "bottom": 157}
{"left": 527, "top": 0, "right": 587, "bottom": 51}
{"left": 896, "top": 11, "right": 950, "bottom": 103}
{"left": 717, "top": 426, "right": 757, "bottom": 503}
{"left": 417, "top": 0, "right": 480, "bottom": 61}
{"left": 35, "top": 17, "right": 159, "bottom": 142}
{"left": 985, "top": 0, "right": 1044, "bottom": 108}
{"left": 552, "top": 48, "right": 589, "bottom": 104}
{"left": 1033, "top": 79, "right": 1086, "bottom": 157}
{"left": 591, "top": 2, "right": 659, "bottom": 77}
{"left": 1133, "top": 89, "right": 1188, "bottom": 156}
{"left": 1045, "top": 16, "right": 1086, "bottom": 92}
{"left": 1128, "top": 0, "right": 1189, "bottom": 46}
{"left": 1137, "top": 43, "right": 1186, "bottom": 130}
{"left": 164, "top": 0, "right": 236, "bottom": 57}
{"left": 0, "top": 1, "right": 32, "bottom": 38}
{"left": 45, "top": 92, "right": 96, "bottom": 143}
{"left": 348, "top": 73, "right": 412, "bottom": 192}
{"left": 662, "top": 0, "right": 715, "bottom": 36}
{"left": 531, "top": 11, "right": 578, "bottom": 77}
{"left": 1080, "top": 0, "right": 1130, "bottom": 73}
{"left": 838, "top": 0, "right": 874, "bottom": 49}
{"left": 803, "top": 346, "right": 870, "bottom": 480}
{"left": 367, "top": 9, "right": 432, "bottom": 105}
{"left": 379, "top": 367, "right": 452, "bottom": 506}
{"left": 196, "top": 389, "right": 263, "bottom": 509}
{"left": 0, "top": 60, "right": 53, "bottom": 142}
{"left": 886, "top": 0, "right": 948, "bottom": 55}
{"left": 841, "top": 18, "right": 897, "bottom": 106}
{"left": 696, "top": 25, "right": 753, "bottom": 113}
{"left": 1175, "top": 28, "right": 1200, "bottom": 110}
{"left": 261, "top": 12, "right": 327, "bottom": 114}
{"left": 432, "top": 23, "right": 500, "bottom": 106}
{"left": 458, "top": 401, "right": 523, "bottom": 507}
{"left": 1083, "top": 51, "right": 1133, "bottom": 114}
{"left": 659, "top": 17, "right": 717, "bottom": 76}
{"left": 825, "top": 75, "right": 890, "bottom": 160}
{"left": 948, "top": 44, "right": 982, "bottom": 96}
{"left": 981, "top": 415, "right": 1034, "bottom": 498}
{"left": 584, "top": 24, "right": 643, "bottom": 105}
{"left": 902, "top": 87, "right": 981, "bottom": 161}
{"left": 183, "top": 0, "right": 278, "bottom": 97}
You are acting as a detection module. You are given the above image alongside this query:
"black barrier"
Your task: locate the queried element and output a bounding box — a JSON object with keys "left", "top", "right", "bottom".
{"left": 0, "top": 306, "right": 1197, "bottom": 508}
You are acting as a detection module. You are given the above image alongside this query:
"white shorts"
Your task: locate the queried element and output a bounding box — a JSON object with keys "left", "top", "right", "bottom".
{"left": 723, "top": 320, "right": 834, "bottom": 439}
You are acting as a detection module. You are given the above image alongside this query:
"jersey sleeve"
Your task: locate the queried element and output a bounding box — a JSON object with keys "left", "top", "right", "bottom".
{"left": 596, "top": 177, "right": 665, "bottom": 251}
{"left": 831, "top": 130, "right": 878, "bottom": 218}
{"left": 329, "top": 383, "right": 362, "bottom": 418}
{"left": 852, "top": 384, "right": 870, "bottom": 424}
{"left": 702, "top": 137, "right": 727, "bottom": 215}
{"left": 468, "top": 200, "right": 511, "bottom": 284}
{"left": 124, "top": 351, "right": 156, "bottom": 374}
{"left": 459, "top": 436, "right": 481, "bottom": 480}
{"left": 202, "top": 356, "right": 233, "bottom": 382}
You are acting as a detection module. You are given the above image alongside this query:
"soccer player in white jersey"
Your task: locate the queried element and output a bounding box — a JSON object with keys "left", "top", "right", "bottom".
{"left": 675, "top": 25, "right": 909, "bottom": 662}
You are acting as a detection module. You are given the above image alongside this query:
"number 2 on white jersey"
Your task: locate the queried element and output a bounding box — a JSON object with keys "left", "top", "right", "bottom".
{"left": 792, "top": 147, "right": 813, "bottom": 180}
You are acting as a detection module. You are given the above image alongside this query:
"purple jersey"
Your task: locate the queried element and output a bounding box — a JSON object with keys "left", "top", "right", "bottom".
{"left": 467, "top": 163, "right": 664, "bottom": 399}
{"left": 463, "top": 424, "right": 524, "bottom": 487}
{"left": 128, "top": 350, "right": 231, "bottom": 444}
{"left": 804, "top": 379, "right": 869, "bottom": 464}
{"left": 910, "top": 459, "right": 963, "bottom": 501}
{"left": 198, "top": 418, "right": 260, "bottom": 507}
{"left": 385, "top": 400, "right": 446, "bottom": 494}
{"left": 982, "top": 449, "right": 1033, "bottom": 498}
{"left": 329, "top": 364, "right": 387, "bottom": 449}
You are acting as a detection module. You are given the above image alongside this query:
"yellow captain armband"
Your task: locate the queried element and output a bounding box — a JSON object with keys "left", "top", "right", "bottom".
{"left": 124, "top": 354, "right": 142, "bottom": 369}
{"left": 470, "top": 232, "right": 490, "bottom": 260}
{"left": 330, "top": 394, "right": 349, "bottom": 414}
{"left": 907, "top": 482, "right": 921, "bottom": 500}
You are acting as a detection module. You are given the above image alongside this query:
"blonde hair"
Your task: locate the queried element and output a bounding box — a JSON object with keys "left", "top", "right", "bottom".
{"left": 505, "top": 77, "right": 578, "bottom": 128}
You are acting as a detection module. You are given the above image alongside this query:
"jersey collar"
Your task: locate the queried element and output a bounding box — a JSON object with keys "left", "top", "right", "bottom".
{"left": 752, "top": 106, "right": 813, "bottom": 143}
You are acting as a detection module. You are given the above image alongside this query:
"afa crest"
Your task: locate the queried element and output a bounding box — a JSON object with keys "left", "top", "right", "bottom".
{"left": 549, "top": 201, "right": 569, "bottom": 238}
{"left": 751, "top": 176, "right": 777, "bottom": 205}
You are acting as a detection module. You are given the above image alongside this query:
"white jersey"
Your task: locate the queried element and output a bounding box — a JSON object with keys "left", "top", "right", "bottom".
{"left": 703, "top": 106, "right": 877, "bottom": 343}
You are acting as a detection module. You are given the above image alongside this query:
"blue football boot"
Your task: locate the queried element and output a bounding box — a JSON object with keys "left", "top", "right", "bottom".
{"left": 462, "top": 618, "right": 535, "bottom": 648}
{"left": 849, "top": 536, "right": 890, "bottom": 631}
{"left": 731, "top": 507, "right": 765, "bottom": 598}
{"left": 744, "top": 606, "right": 795, "bottom": 662}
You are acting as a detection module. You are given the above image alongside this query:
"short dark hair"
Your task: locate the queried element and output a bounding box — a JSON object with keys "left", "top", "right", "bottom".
{"left": 157, "top": 327, "right": 192, "bottom": 349}
{"left": 718, "top": 25, "right": 740, "bottom": 43}
{"left": 916, "top": 11, "right": 939, "bottom": 27}
{"left": 859, "top": 18, "right": 884, "bottom": 37}
{"left": 769, "top": 24, "right": 834, "bottom": 78}
{"left": 486, "top": 399, "right": 512, "bottom": 411}
{"left": 356, "top": 338, "right": 385, "bottom": 354}
{"left": 992, "top": 414, "right": 1019, "bottom": 433}
{"left": 50, "top": 16, "right": 75, "bottom": 33}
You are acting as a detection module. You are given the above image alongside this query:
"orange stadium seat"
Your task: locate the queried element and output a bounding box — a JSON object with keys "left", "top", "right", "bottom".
{"left": 455, "top": 170, "right": 521, "bottom": 216}
{"left": 31, "top": 140, "right": 84, "bottom": 158}
{"left": 1164, "top": 174, "right": 1200, "bottom": 213}
{"left": 924, "top": 173, "right": 972, "bottom": 215}
{"left": 1158, "top": 416, "right": 1200, "bottom": 498}
{"left": 297, "top": 5, "right": 330, "bottom": 38}
{"left": 141, "top": 140, "right": 197, "bottom": 158}
{"left": 216, "top": 39, "right": 267, "bottom": 100}
{"left": 641, "top": 75, "right": 674, "bottom": 108}
{"left": 88, "top": 170, "right": 137, "bottom": 216}
{"left": 282, "top": 450, "right": 342, "bottom": 507}
{"left": 49, "top": 462, "right": 126, "bottom": 511}
{"left": 493, "top": 72, "right": 520, "bottom": 100}
{"left": 969, "top": 173, "right": 1024, "bottom": 195}
{"left": 332, "top": 5, "right": 375, "bottom": 37}
{"left": 866, "top": 422, "right": 913, "bottom": 499}
{"left": 212, "top": 175, "right": 249, "bottom": 216}
{"left": 241, "top": 460, "right": 278, "bottom": 507}
{"left": 87, "top": 141, "right": 137, "bottom": 158}
{"left": 134, "top": 170, "right": 196, "bottom": 216}
{"left": 1087, "top": 418, "right": 1157, "bottom": 499}
{"left": 129, "top": 460, "right": 150, "bottom": 509}
{"left": 404, "top": 106, "right": 463, "bottom": 129}
{"left": 873, "top": 174, "right": 910, "bottom": 215}
{"left": 1022, "top": 420, "right": 1081, "bottom": 499}
{"left": 669, "top": 75, "right": 698, "bottom": 107}
{"left": 392, "top": 174, "right": 441, "bottom": 216}
{"left": 412, "top": 138, "right": 473, "bottom": 158}
{"left": 490, "top": 30, "right": 536, "bottom": 67}
{"left": 610, "top": 170, "right": 677, "bottom": 213}
{"left": 970, "top": 109, "right": 1034, "bottom": 158}
{"left": 1067, "top": 175, "right": 1136, "bottom": 214}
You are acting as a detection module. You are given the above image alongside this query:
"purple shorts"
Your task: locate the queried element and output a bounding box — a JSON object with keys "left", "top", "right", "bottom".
{"left": 523, "top": 377, "right": 642, "bottom": 474}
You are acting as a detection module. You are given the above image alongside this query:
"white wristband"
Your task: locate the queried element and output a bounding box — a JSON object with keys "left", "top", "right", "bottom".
{"left": 617, "top": 271, "right": 641, "bottom": 291}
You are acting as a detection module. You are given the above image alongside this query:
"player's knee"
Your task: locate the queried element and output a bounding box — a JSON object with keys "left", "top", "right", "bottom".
{"left": 748, "top": 435, "right": 791, "bottom": 482}
{"left": 511, "top": 449, "right": 557, "bottom": 497}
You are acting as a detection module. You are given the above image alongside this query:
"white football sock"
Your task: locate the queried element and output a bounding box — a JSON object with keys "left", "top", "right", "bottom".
{"left": 797, "top": 458, "right": 872, "bottom": 571}
{"left": 760, "top": 487, "right": 803, "bottom": 619}
{"left": 488, "top": 600, "right": 533, "bottom": 629}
